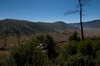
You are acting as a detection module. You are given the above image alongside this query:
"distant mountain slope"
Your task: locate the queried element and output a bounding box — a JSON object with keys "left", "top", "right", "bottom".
{"left": 70, "top": 19, "right": 100, "bottom": 28}
{"left": 0, "top": 19, "right": 77, "bottom": 37}
{"left": 37, "top": 21, "right": 77, "bottom": 30}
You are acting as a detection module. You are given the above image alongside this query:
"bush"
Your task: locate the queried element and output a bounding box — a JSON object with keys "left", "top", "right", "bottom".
{"left": 69, "top": 30, "right": 80, "bottom": 41}
{"left": 56, "top": 41, "right": 78, "bottom": 66}
{"left": 36, "top": 34, "right": 58, "bottom": 60}
{"left": 10, "top": 37, "right": 49, "bottom": 66}
{"left": 56, "top": 48, "right": 66, "bottom": 66}
{"left": 45, "top": 35, "right": 58, "bottom": 59}
{"left": 96, "top": 50, "right": 100, "bottom": 66}
{"left": 64, "top": 41, "right": 78, "bottom": 56}
{"left": 77, "top": 40, "right": 93, "bottom": 56}
{"left": 65, "top": 53, "right": 95, "bottom": 66}
{"left": 59, "top": 39, "right": 100, "bottom": 66}
{"left": 92, "top": 41, "right": 100, "bottom": 57}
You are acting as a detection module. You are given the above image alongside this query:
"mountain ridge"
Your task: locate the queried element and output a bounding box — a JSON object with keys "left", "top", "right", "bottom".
{"left": 0, "top": 19, "right": 77, "bottom": 37}
{"left": 1, "top": 18, "right": 100, "bottom": 37}
{"left": 70, "top": 19, "right": 100, "bottom": 28}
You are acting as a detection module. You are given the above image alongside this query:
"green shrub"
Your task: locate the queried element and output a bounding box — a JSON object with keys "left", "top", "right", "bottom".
{"left": 92, "top": 41, "right": 100, "bottom": 57}
{"left": 45, "top": 35, "right": 58, "bottom": 59}
{"left": 56, "top": 48, "right": 66, "bottom": 66}
{"left": 77, "top": 40, "right": 93, "bottom": 56}
{"left": 60, "top": 39, "right": 100, "bottom": 66}
{"left": 64, "top": 41, "right": 78, "bottom": 56}
{"left": 56, "top": 41, "right": 78, "bottom": 66}
{"left": 69, "top": 30, "right": 80, "bottom": 41}
{"left": 37, "top": 34, "right": 58, "bottom": 60}
{"left": 10, "top": 37, "right": 49, "bottom": 66}
{"left": 65, "top": 53, "right": 95, "bottom": 66}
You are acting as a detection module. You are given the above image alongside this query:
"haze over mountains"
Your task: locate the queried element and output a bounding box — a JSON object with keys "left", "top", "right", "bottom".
{"left": 70, "top": 19, "right": 100, "bottom": 29}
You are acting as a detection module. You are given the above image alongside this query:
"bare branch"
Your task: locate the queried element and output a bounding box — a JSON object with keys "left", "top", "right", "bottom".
{"left": 80, "top": 0, "right": 92, "bottom": 6}
{"left": 64, "top": 10, "right": 79, "bottom": 16}
{"left": 76, "top": 0, "right": 92, "bottom": 8}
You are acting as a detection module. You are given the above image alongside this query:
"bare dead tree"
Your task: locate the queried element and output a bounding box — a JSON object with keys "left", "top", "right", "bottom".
{"left": 65, "top": 0, "right": 92, "bottom": 40}
{"left": 79, "top": 0, "right": 84, "bottom": 40}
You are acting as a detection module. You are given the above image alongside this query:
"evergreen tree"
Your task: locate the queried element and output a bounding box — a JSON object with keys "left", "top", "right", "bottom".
{"left": 45, "top": 35, "right": 58, "bottom": 59}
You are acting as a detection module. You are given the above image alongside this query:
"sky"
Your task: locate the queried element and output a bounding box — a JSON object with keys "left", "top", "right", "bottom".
{"left": 0, "top": 0, "right": 100, "bottom": 23}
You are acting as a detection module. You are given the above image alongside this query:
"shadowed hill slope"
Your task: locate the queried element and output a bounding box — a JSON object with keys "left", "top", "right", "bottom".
{"left": 0, "top": 19, "right": 49, "bottom": 37}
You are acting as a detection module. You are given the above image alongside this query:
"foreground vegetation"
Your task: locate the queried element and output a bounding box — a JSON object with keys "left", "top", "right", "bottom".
{"left": 0, "top": 33, "right": 100, "bottom": 66}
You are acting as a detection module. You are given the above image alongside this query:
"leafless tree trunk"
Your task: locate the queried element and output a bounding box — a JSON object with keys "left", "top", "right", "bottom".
{"left": 79, "top": 0, "right": 84, "bottom": 40}
{"left": 65, "top": 0, "right": 92, "bottom": 40}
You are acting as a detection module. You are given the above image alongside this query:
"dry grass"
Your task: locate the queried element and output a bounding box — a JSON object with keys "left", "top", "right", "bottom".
{"left": 0, "top": 29, "right": 100, "bottom": 48}
{"left": 0, "top": 51, "right": 9, "bottom": 57}
{"left": 0, "top": 29, "right": 100, "bottom": 56}
{"left": 84, "top": 28, "right": 100, "bottom": 37}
